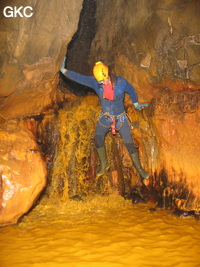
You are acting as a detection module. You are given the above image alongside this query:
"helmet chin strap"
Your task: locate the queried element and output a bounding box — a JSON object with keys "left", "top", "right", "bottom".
{"left": 104, "top": 77, "right": 110, "bottom": 85}
{"left": 97, "top": 77, "right": 110, "bottom": 85}
{"left": 98, "top": 80, "right": 104, "bottom": 84}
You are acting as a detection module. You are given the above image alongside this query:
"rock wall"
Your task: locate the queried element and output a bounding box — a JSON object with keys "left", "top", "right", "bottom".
{"left": 0, "top": 0, "right": 83, "bottom": 121}
{"left": 0, "top": 0, "right": 83, "bottom": 225}
{"left": 66, "top": 0, "right": 96, "bottom": 75}
{"left": 89, "top": 0, "right": 200, "bottom": 85}
{"left": 151, "top": 89, "right": 200, "bottom": 210}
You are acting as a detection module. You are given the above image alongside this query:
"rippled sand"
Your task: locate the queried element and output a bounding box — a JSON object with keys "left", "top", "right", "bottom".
{"left": 0, "top": 195, "right": 200, "bottom": 267}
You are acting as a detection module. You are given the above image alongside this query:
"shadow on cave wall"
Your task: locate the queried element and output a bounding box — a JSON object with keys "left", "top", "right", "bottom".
{"left": 59, "top": 0, "right": 96, "bottom": 96}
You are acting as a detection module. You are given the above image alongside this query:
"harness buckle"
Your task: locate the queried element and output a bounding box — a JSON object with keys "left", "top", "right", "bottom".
{"left": 99, "top": 111, "right": 126, "bottom": 134}
{"left": 111, "top": 119, "right": 116, "bottom": 135}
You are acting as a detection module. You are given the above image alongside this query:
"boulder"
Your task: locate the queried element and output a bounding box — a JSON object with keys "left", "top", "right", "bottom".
{"left": 0, "top": 121, "right": 47, "bottom": 226}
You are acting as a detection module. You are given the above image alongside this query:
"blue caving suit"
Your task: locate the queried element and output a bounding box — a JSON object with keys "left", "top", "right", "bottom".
{"left": 66, "top": 70, "right": 138, "bottom": 154}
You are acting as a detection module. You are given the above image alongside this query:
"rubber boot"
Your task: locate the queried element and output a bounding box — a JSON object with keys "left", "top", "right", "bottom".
{"left": 96, "top": 146, "right": 110, "bottom": 177}
{"left": 130, "top": 152, "right": 149, "bottom": 179}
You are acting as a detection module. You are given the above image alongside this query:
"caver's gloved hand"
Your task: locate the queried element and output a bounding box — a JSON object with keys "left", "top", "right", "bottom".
{"left": 60, "top": 56, "right": 67, "bottom": 75}
{"left": 134, "top": 102, "right": 149, "bottom": 110}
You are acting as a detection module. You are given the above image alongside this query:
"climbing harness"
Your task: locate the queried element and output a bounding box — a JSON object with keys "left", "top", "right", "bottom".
{"left": 98, "top": 111, "right": 127, "bottom": 135}
{"left": 111, "top": 118, "right": 116, "bottom": 135}
{"left": 126, "top": 112, "right": 135, "bottom": 130}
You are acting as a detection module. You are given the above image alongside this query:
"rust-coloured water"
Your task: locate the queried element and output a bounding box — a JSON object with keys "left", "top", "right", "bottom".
{"left": 0, "top": 195, "right": 200, "bottom": 267}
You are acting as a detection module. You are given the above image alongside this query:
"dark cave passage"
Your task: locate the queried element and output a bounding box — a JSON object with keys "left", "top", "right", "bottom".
{"left": 59, "top": 0, "right": 97, "bottom": 96}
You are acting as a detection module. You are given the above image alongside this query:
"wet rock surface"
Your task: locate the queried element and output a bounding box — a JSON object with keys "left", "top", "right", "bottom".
{"left": 149, "top": 89, "right": 200, "bottom": 211}
{"left": 0, "top": 121, "right": 46, "bottom": 226}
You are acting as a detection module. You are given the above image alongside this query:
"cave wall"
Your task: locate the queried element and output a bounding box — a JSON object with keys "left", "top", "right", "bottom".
{"left": 89, "top": 0, "right": 200, "bottom": 86}
{"left": 66, "top": 0, "right": 97, "bottom": 75}
{"left": 0, "top": 0, "right": 83, "bottom": 225}
{"left": 0, "top": 0, "right": 83, "bottom": 121}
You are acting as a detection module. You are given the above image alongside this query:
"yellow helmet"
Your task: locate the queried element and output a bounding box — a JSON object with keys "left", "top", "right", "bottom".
{"left": 93, "top": 61, "right": 108, "bottom": 82}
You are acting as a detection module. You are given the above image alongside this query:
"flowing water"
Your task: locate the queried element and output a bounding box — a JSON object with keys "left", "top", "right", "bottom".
{"left": 0, "top": 194, "right": 200, "bottom": 267}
